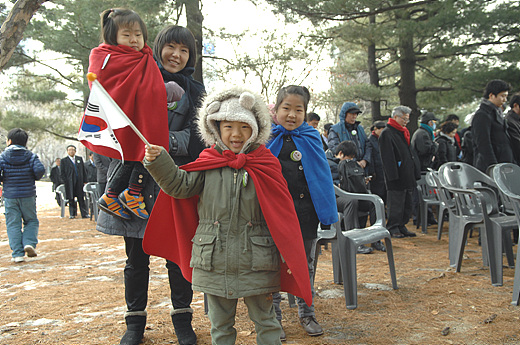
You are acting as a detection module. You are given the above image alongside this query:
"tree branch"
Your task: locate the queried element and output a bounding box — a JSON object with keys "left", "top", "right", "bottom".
{"left": 0, "top": 0, "right": 49, "bottom": 70}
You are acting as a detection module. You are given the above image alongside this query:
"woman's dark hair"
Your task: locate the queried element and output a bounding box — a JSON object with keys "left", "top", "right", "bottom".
{"left": 440, "top": 121, "right": 458, "bottom": 134}
{"left": 274, "top": 85, "right": 311, "bottom": 113}
{"left": 153, "top": 25, "right": 197, "bottom": 68}
{"left": 100, "top": 8, "right": 147, "bottom": 46}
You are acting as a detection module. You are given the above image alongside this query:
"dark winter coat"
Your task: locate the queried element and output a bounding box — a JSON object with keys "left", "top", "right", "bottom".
{"left": 85, "top": 160, "right": 97, "bottom": 183}
{"left": 506, "top": 109, "right": 520, "bottom": 164}
{"left": 433, "top": 133, "right": 458, "bottom": 170}
{"left": 326, "top": 149, "right": 340, "bottom": 186}
{"left": 461, "top": 128, "right": 474, "bottom": 165}
{"left": 411, "top": 126, "right": 438, "bottom": 172}
{"left": 92, "top": 153, "right": 110, "bottom": 185}
{"left": 0, "top": 145, "right": 45, "bottom": 199}
{"left": 366, "top": 134, "right": 386, "bottom": 198}
{"left": 472, "top": 100, "right": 514, "bottom": 172}
{"left": 60, "top": 155, "right": 87, "bottom": 200}
{"left": 379, "top": 124, "right": 420, "bottom": 191}
{"left": 49, "top": 165, "right": 63, "bottom": 191}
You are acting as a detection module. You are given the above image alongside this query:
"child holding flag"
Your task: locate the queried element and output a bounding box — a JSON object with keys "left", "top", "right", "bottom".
{"left": 80, "top": 8, "right": 170, "bottom": 220}
{"left": 142, "top": 86, "right": 312, "bottom": 344}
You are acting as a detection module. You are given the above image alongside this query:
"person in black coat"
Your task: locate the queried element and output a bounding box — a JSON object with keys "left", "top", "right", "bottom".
{"left": 506, "top": 93, "right": 520, "bottom": 165}
{"left": 84, "top": 152, "right": 97, "bottom": 183}
{"left": 472, "top": 79, "right": 514, "bottom": 172}
{"left": 49, "top": 158, "right": 63, "bottom": 206}
{"left": 379, "top": 106, "right": 420, "bottom": 238}
{"left": 433, "top": 121, "right": 458, "bottom": 169}
{"left": 92, "top": 152, "right": 111, "bottom": 192}
{"left": 366, "top": 121, "right": 386, "bottom": 204}
{"left": 60, "top": 145, "right": 88, "bottom": 219}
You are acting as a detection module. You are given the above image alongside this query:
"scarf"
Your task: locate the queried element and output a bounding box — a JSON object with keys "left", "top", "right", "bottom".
{"left": 156, "top": 62, "right": 207, "bottom": 161}
{"left": 142, "top": 145, "right": 312, "bottom": 305}
{"left": 85, "top": 44, "right": 168, "bottom": 161}
{"left": 387, "top": 118, "right": 410, "bottom": 145}
{"left": 266, "top": 123, "right": 338, "bottom": 225}
{"left": 420, "top": 123, "right": 435, "bottom": 141}
{"left": 371, "top": 130, "right": 379, "bottom": 138}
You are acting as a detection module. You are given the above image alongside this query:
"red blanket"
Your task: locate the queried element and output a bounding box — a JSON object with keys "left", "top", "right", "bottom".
{"left": 83, "top": 44, "right": 168, "bottom": 161}
{"left": 143, "top": 145, "right": 313, "bottom": 305}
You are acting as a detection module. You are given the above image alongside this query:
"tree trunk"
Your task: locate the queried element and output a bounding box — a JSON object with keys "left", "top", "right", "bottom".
{"left": 398, "top": 34, "right": 420, "bottom": 133}
{"left": 0, "top": 0, "right": 48, "bottom": 71}
{"left": 185, "top": 0, "right": 204, "bottom": 84}
{"left": 367, "top": 14, "right": 382, "bottom": 122}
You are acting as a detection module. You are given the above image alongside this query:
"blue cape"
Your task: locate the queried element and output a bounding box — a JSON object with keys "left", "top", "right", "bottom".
{"left": 267, "top": 123, "right": 338, "bottom": 225}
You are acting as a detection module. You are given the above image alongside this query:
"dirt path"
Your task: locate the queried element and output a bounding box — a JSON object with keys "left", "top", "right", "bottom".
{"left": 1, "top": 205, "right": 520, "bottom": 344}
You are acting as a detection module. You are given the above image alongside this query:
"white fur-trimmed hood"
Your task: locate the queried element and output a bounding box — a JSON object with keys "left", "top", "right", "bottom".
{"left": 197, "top": 86, "right": 271, "bottom": 152}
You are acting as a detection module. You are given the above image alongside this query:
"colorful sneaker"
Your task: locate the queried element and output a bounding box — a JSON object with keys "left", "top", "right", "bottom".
{"left": 98, "top": 194, "right": 131, "bottom": 220}
{"left": 119, "top": 189, "right": 149, "bottom": 219}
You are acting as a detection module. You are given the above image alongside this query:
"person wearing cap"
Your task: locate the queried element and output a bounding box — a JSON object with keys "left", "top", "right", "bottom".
{"left": 472, "top": 79, "right": 513, "bottom": 172}
{"left": 411, "top": 111, "right": 439, "bottom": 227}
{"left": 328, "top": 102, "right": 369, "bottom": 168}
{"left": 411, "top": 111, "right": 439, "bottom": 172}
{"left": 366, "top": 121, "right": 387, "bottom": 204}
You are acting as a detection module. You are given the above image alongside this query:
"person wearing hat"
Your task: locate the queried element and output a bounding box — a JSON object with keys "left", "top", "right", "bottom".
{"left": 328, "top": 102, "right": 369, "bottom": 169}
{"left": 411, "top": 111, "right": 440, "bottom": 227}
{"left": 411, "top": 111, "right": 439, "bottom": 172}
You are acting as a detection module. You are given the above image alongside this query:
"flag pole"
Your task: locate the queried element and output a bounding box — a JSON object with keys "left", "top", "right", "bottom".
{"left": 87, "top": 73, "right": 151, "bottom": 147}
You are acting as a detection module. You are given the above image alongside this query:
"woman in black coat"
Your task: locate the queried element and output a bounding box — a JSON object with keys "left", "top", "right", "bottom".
{"left": 433, "top": 122, "right": 459, "bottom": 170}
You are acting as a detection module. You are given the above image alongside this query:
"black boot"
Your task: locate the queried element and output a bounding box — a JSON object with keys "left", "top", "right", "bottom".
{"left": 120, "top": 314, "right": 146, "bottom": 345}
{"left": 171, "top": 308, "right": 197, "bottom": 345}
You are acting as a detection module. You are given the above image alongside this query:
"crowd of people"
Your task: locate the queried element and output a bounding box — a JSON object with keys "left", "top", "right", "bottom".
{"left": 2, "top": 6, "right": 520, "bottom": 345}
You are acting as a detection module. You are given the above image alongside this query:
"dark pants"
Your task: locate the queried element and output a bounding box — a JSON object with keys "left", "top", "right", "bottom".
{"left": 69, "top": 185, "right": 88, "bottom": 218}
{"left": 124, "top": 237, "right": 193, "bottom": 312}
{"left": 336, "top": 196, "right": 376, "bottom": 231}
{"left": 386, "top": 189, "right": 413, "bottom": 235}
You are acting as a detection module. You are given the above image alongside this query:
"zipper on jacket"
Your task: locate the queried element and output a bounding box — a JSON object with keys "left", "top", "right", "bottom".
{"left": 233, "top": 169, "right": 238, "bottom": 185}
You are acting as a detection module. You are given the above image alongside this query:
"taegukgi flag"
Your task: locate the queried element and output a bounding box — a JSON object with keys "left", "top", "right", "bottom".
{"left": 78, "top": 73, "right": 150, "bottom": 162}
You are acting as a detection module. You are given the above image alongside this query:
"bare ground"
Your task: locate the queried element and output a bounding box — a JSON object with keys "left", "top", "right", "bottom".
{"left": 1, "top": 205, "right": 520, "bottom": 345}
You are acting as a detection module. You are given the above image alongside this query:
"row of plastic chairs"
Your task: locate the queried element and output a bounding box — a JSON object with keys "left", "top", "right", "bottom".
{"left": 55, "top": 182, "right": 102, "bottom": 221}
{"left": 423, "top": 162, "right": 520, "bottom": 303}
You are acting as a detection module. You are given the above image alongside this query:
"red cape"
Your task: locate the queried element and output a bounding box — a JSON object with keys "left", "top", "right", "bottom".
{"left": 143, "top": 145, "right": 313, "bottom": 305}
{"left": 82, "top": 44, "right": 168, "bottom": 161}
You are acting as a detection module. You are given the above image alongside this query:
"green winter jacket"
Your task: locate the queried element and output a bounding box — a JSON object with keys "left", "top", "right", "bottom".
{"left": 145, "top": 148, "right": 280, "bottom": 299}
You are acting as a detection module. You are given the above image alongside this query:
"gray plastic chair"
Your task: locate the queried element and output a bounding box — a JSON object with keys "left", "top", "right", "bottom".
{"left": 492, "top": 163, "right": 520, "bottom": 304}
{"left": 55, "top": 184, "right": 69, "bottom": 218}
{"left": 83, "top": 182, "right": 101, "bottom": 221}
{"left": 427, "top": 171, "right": 456, "bottom": 240}
{"left": 334, "top": 185, "right": 398, "bottom": 310}
{"left": 438, "top": 162, "right": 516, "bottom": 286}
{"left": 416, "top": 173, "right": 441, "bottom": 234}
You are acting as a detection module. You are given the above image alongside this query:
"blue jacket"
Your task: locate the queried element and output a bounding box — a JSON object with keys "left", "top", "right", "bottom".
{"left": 328, "top": 102, "right": 368, "bottom": 160}
{"left": 0, "top": 145, "right": 45, "bottom": 199}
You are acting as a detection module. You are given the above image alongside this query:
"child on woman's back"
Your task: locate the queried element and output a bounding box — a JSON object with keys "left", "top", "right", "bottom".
{"left": 143, "top": 86, "right": 312, "bottom": 345}
{"left": 84, "top": 8, "right": 172, "bottom": 221}
{"left": 267, "top": 85, "right": 338, "bottom": 341}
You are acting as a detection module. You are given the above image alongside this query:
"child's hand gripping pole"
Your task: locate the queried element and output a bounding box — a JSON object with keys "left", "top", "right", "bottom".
{"left": 86, "top": 72, "right": 152, "bottom": 149}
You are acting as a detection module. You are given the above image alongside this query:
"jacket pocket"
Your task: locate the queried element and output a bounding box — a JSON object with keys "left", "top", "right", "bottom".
{"left": 250, "top": 236, "right": 279, "bottom": 272}
{"left": 190, "top": 234, "right": 217, "bottom": 271}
